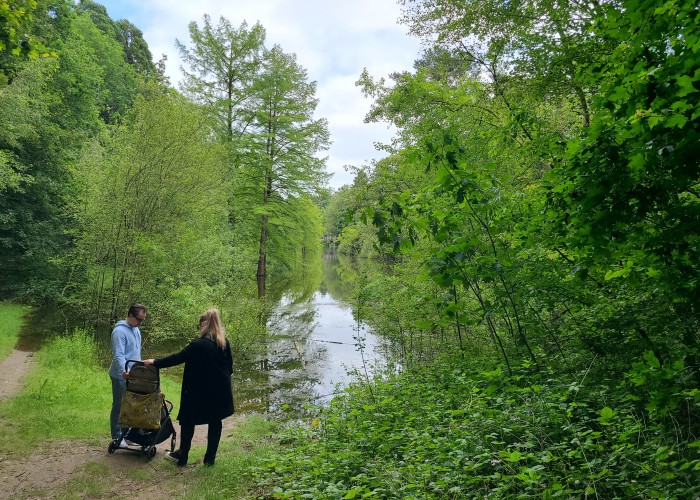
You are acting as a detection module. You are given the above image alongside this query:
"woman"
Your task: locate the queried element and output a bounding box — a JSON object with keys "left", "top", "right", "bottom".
{"left": 144, "top": 308, "right": 234, "bottom": 466}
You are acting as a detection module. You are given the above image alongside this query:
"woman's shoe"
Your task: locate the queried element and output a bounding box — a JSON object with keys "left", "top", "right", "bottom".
{"left": 165, "top": 450, "right": 186, "bottom": 466}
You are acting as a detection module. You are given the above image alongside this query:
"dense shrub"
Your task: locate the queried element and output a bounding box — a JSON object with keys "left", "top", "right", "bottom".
{"left": 254, "top": 357, "right": 700, "bottom": 499}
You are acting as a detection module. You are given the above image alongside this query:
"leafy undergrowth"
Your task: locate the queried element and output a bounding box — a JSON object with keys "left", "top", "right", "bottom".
{"left": 253, "top": 355, "right": 700, "bottom": 499}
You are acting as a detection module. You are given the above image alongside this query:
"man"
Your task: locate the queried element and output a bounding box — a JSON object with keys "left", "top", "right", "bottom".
{"left": 108, "top": 303, "right": 146, "bottom": 444}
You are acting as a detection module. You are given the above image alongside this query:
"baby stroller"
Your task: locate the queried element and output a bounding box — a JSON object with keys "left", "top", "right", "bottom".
{"left": 108, "top": 360, "right": 177, "bottom": 460}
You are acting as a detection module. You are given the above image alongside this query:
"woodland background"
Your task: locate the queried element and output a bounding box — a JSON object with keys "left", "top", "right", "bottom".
{"left": 1, "top": 0, "right": 699, "bottom": 497}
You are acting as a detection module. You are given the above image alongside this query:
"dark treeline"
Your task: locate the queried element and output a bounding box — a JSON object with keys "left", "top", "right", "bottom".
{"left": 0, "top": 1, "right": 328, "bottom": 342}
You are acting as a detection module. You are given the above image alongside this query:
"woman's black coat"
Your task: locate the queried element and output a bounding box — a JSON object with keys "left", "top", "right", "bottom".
{"left": 154, "top": 336, "right": 234, "bottom": 425}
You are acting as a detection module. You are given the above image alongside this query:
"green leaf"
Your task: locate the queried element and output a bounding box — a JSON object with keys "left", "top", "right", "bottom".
{"left": 676, "top": 75, "right": 698, "bottom": 97}
{"left": 644, "top": 351, "right": 661, "bottom": 369}
{"left": 664, "top": 114, "right": 688, "bottom": 129}
{"left": 598, "top": 406, "right": 617, "bottom": 425}
{"left": 646, "top": 267, "right": 662, "bottom": 278}
{"left": 647, "top": 114, "right": 663, "bottom": 128}
{"left": 506, "top": 450, "right": 522, "bottom": 462}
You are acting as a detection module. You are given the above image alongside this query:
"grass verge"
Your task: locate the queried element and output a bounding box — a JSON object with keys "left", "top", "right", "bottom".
{"left": 0, "top": 302, "right": 30, "bottom": 359}
{"left": 0, "top": 329, "right": 280, "bottom": 498}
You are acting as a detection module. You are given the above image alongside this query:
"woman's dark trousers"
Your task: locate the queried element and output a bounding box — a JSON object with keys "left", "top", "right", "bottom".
{"left": 177, "top": 420, "right": 223, "bottom": 466}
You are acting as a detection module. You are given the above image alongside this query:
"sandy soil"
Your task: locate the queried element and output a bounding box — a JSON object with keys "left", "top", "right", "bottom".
{"left": 0, "top": 349, "right": 243, "bottom": 499}
{"left": 0, "top": 350, "right": 36, "bottom": 400}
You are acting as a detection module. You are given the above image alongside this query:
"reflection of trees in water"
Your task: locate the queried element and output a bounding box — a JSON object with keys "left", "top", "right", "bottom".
{"left": 266, "top": 251, "right": 324, "bottom": 305}
{"left": 234, "top": 252, "right": 390, "bottom": 416}
{"left": 321, "top": 253, "right": 389, "bottom": 303}
{"left": 235, "top": 293, "right": 329, "bottom": 415}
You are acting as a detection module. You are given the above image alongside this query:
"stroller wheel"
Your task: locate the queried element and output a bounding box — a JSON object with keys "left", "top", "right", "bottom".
{"left": 147, "top": 446, "right": 157, "bottom": 460}
{"left": 108, "top": 441, "right": 117, "bottom": 454}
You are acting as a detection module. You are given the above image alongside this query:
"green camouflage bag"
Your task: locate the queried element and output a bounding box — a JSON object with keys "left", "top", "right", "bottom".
{"left": 118, "top": 391, "right": 162, "bottom": 429}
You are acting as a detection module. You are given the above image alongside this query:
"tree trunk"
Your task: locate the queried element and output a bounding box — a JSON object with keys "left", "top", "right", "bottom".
{"left": 257, "top": 174, "right": 271, "bottom": 298}
{"left": 257, "top": 213, "right": 267, "bottom": 298}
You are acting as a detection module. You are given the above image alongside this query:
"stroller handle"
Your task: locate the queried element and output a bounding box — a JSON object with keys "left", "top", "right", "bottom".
{"left": 125, "top": 359, "right": 144, "bottom": 371}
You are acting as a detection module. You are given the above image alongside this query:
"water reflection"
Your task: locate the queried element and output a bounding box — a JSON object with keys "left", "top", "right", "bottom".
{"left": 15, "top": 305, "right": 75, "bottom": 352}
{"left": 234, "top": 255, "right": 386, "bottom": 416}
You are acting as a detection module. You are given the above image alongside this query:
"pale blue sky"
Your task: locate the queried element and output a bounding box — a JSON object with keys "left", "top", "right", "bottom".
{"left": 97, "top": 0, "right": 422, "bottom": 189}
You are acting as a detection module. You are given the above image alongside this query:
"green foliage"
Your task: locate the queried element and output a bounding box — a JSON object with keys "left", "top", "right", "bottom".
{"left": 177, "top": 15, "right": 330, "bottom": 296}
{"left": 264, "top": 195, "right": 325, "bottom": 277}
{"left": 69, "top": 11, "right": 137, "bottom": 123}
{"left": 357, "top": 267, "right": 475, "bottom": 366}
{"left": 545, "top": 0, "right": 700, "bottom": 361}
{"left": 349, "top": 0, "right": 700, "bottom": 378}
{"left": 68, "top": 84, "right": 233, "bottom": 338}
{"left": 0, "top": 0, "right": 150, "bottom": 301}
{"left": 0, "top": 302, "right": 29, "bottom": 359}
{"left": 177, "top": 15, "right": 266, "bottom": 141}
{"left": 0, "top": 50, "right": 80, "bottom": 301}
{"left": 0, "top": 0, "right": 45, "bottom": 63}
{"left": 322, "top": 185, "right": 353, "bottom": 237}
{"left": 337, "top": 221, "right": 379, "bottom": 258}
{"left": 77, "top": 1, "right": 156, "bottom": 77}
{"left": 254, "top": 359, "right": 700, "bottom": 499}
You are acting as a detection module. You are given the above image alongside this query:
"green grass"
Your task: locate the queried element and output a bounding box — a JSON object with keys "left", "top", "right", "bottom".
{"left": 0, "top": 302, "right": 30, "bottom": 359}
{"left": 186, "top": 414, "right": 278, "bottom": 498}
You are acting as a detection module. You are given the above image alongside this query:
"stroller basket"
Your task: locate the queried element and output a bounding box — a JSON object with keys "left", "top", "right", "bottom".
{"left": 119, "top": 360, "right": 162, "bottom": 430}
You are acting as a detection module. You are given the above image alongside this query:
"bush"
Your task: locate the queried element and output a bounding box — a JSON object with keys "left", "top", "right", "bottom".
{"left": 253, "top": 358, "right": 700, "bottom": 499}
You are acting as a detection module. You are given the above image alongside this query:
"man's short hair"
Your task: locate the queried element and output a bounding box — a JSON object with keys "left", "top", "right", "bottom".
{"left": 128, "top": 303, "right": 147, "bottom": 317}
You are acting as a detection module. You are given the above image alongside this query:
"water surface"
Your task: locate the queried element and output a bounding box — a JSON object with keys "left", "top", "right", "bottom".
{"left": 235, "top": 284, "right": 384, "bottom": 415}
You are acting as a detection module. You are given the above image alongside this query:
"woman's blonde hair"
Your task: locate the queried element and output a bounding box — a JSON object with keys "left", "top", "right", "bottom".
{"left": 199, "top": 308, "right": 226, "bottom": 349}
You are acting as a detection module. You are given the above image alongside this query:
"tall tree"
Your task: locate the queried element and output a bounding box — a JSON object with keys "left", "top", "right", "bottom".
{"left": 76, "top": 0, "right": 156, "bottom": 78}
{"left": 114, "top": 19, "right": 155, "bottom": 77}
{"left": 70, "top": 84, "right": 231, "bottom": 333}
{"left": 176, "top": 15, "right": 265, "bottom": 141}
{"left": 242, "top": 45, "right": 330, "bottom": 297}
{"left": 176, "top": 17, "right": 330, "bottom": 297}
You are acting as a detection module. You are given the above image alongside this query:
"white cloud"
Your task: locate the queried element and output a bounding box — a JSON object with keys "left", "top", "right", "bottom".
{"left": 99, "top": 0, "right": 421, "bottom": 189}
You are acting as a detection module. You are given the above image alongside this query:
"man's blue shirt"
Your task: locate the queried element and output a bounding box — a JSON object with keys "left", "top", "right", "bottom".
{"left": 108, "top": 320, "right": 142, "bottom": 380}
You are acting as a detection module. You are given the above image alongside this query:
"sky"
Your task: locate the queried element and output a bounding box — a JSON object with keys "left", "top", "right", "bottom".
{"left": 96, "top": 0, "right": 423, "bottom": 189}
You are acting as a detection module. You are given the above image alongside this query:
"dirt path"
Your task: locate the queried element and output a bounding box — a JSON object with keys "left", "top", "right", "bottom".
{"left": 0, "top": 416, "right": 243, "bottom": 499}
{"left": 0, "top": 349, "right": 244, "bottom": 499}
{"left": 0, "top": 350, "right": 36, "bottom": 400}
